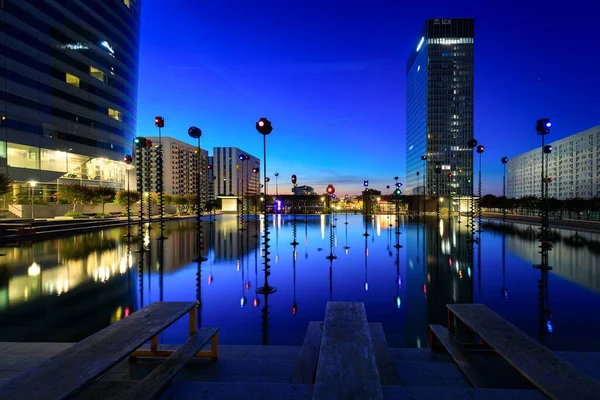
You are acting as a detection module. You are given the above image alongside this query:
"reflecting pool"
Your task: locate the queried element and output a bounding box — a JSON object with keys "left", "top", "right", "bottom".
{"left": 0, "top": 214, "right": 599, "bottom": 351}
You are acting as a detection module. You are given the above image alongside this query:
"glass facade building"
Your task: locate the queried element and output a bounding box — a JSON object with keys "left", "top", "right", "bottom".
{"left": 406, "top": 18, "right": 474, "bottom": 196}
{"left": 0, "top": 0, "right": 140, "bottom": 202}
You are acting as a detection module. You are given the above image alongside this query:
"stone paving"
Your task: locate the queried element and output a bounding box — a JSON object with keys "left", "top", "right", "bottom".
{"left": 0, "top": 341, "right": 599, "bottom": 399}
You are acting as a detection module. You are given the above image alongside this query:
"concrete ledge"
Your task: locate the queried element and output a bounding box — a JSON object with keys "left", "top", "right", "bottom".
{"left": 312, "top": 302, "right": 383, "bottom": 400}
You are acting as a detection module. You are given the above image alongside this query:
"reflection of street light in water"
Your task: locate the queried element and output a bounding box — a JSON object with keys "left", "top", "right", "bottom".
{"left": 292, "top": 248, "right": 298, "bottom": 315}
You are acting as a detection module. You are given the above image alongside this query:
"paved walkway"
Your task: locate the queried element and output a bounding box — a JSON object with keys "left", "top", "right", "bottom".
{"left": 1, "top": 341, "right": 598, "bottom": 399}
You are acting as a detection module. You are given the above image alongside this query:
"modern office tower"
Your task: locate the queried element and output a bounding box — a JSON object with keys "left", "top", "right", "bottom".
{"left": 142, "top": 137, "right": 209, "bottom": 201}
{"left": 507, "top": 125, "right": 600, "bottom": 200}
{"left": 212, "top": 147, "right": 260, "bottom": 197}
{"left": 0, "top": 0, "right": 141, "bottom": 204}
{"left": 406, "top": 18, "right": 475, "bottom": 197}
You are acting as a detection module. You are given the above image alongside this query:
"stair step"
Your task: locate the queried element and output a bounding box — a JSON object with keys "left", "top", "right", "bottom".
{"left": 370, "top": 322, "right": 400, "bottom": 386}
{"left": 383, "top": 386, "right": 546, "bottom": 399}
{"left": 158, "top": 381, "right": 313, "bottom": 400}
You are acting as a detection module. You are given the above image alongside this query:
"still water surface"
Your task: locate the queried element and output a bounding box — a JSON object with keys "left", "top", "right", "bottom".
{"left": 1, "top": 214, "right": 599, "bottom": 351}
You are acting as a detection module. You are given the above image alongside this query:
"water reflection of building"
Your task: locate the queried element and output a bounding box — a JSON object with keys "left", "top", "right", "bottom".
{"left": 212, "top": 216, "right": 260, "bottom": 262}
{"left": 405, "top": 222, "right": 428, "bottom": 348}
{"left": 0, "top": 230, "right": 136, "bottom": 341}
{"left": 486, "top": 222, "right": 600, "bottom": 293}
{"left": 426, "top": 218, "right": 473, "bottom": 328}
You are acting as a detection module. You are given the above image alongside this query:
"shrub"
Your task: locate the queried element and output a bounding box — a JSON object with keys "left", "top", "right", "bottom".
{"left": 64, "top": 211, "right": 83, "bottom": 217}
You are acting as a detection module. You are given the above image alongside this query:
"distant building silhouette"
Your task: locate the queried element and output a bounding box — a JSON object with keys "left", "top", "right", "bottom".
{"left": 292, "top": 185, "right": 315, "bottom": 195}
{"left": 507, "top": 124, "right": 600, "bottom": 199}
{"left": 406, "top": 18, "right": 475, "bottom": 197}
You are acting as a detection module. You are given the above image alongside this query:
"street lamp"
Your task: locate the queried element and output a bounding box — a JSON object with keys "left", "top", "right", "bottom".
{"left": 256, "top": 117, "right": 276, "bottom": 295}
{"left": 28, "top": 181, "right": 37, "bottom": 219}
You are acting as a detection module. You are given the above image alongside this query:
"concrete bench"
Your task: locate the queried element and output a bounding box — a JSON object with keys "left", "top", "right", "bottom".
{"left": 312, "top": 302, "right": 383, "bottom": 400}
{"left": 447, "top": 303, "right": 600, "bottom": 399}
{"left": 0, "top": 302, "right": 219, "bottom": 400}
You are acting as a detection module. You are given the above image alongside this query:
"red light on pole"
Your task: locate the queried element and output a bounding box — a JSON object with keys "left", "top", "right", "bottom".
{"left": 326, "top": 184, "right": 335, "bottom": 194}
{"left": 154, "top": 116, "right": 164, "bottom": 128}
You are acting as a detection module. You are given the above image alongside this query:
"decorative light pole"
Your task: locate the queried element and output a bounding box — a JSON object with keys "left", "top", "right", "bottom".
{"left": 534, "top": 118, "right": 553, "bottom": 339}
{"left": 155, "top": 116, "right": 167, "bottom": 240}
{"left": 466, "top": 139, "right": 478, "bottom": 243}
{"left": 256, "top": 118, "right": 276, "bottom": 295}
{"left": 29, "top": 181, "right": 37, "bottom": 219}
{"left": 123, "top": 155, "right": 133, "bottom": 239}
{"left": 363, "top": 179, "right": 369, "bottom": 237}
{"left": 501, "top": 157, "right": 508, "bottom": 222}
{"left": 134, "top": 136, "right": 150, "bottom": 253}
{"left": 244, "top": 154, "right": 250, "bottom": 224}
{"left": 435, "top": 166, "right": 441, "bottom": 222}
{"left": 393, "top": 188, "right": 402, "bottom": 249}
{"left": 252, "top": 166, "right": 260, "bottom": 238}
{"left": 274, "top": 172, "right": 279, "bottom": 198}
{"left": 238, "top": 154, "right": 247, "bottom": 231}
{"left": 326, "top": 184, "right": 336, "bottom": 260}
{"left": 501, "top": 157, "right": 509, "bottom": 300}
{"left": 290, "top": 174, "right": 299, "bottom": 246}
{"left": 476, "top": 145, "right": 484, "bottom": 236}
{"left": 188, "top": 126, "right": 207, "bottom": 263}
{"left": 421, "top": 155, "right": 427, "bottom": 218}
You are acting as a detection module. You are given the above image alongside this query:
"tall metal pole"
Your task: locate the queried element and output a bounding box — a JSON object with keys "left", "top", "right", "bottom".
{"left": 189, "top": 127, "right": 206, "bottom": 263}
{"left": 156, "top": 116, "right": 167, "bottom": 240}
{"left": 124, "top": 155, "right": 133, "bottom": 239}
{"left": 256, "top": 118, "right": 275, "bottom": 294}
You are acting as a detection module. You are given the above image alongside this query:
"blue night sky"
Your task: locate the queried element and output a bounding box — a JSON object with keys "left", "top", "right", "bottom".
{"left": 137, "top": 0, "right": 599, "bottom": 197}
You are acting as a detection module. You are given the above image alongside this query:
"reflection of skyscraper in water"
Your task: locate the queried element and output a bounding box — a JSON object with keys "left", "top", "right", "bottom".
{"left": 406, "top": 222, "right": 428, "bottom": 348}
{"left": 425, "top": 218, "right": 473, "bottom": 336}
{"left": 213, "top": 216, "right": 259, "bottom": 262}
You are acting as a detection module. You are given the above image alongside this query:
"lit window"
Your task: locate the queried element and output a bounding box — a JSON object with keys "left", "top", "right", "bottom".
{"left": 108, "top": 108, "right": 122, "bottom": 121}
{"left": 124, "top": 0, "right": 131, "bottom": 8}
{"left": 89, "top": 66, "right": 106, "bottom": 82}
{"left": 66, "top": 73, "right": 80, "bottom": 87}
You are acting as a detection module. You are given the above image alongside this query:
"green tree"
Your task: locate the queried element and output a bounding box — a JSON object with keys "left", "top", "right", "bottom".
{"left": 115, "top": 190, "right": 140, "bottom": 205}
{"left": 91, "top": 186, "right": 116, "bottom": 214}
{"left": 184, "top": 194, "right": 198, "bottom": 213}
{"left": 0, "top": 172, "right": 13, "bottom": 196}
{"left": 172, "top": 195, "right": 188, "bottom": 214}
{"left": 58, "top": 184, "right": 92, "bottom": 213}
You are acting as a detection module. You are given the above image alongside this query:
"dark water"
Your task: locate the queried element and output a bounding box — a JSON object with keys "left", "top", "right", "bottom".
{"left": 0, "top": 214, "right": 598, "bottom": 351}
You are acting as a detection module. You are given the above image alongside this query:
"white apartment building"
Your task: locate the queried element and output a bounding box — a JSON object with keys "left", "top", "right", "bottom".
{"left": 506, "top": 125, "right": 600, "bottom": 199}
{"left": 212, "top": 147, "right": 260, "bottom": 197}
{"left": 139, "top": 137, "right": 209, "bottom": 200}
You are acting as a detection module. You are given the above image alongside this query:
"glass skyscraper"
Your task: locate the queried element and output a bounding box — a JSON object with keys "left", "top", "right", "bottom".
{"left": 0, "top": 0, "right": 140, "bottom": 201}
{"left": 406, "top": 18, "right": 474, "bottom": 197}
